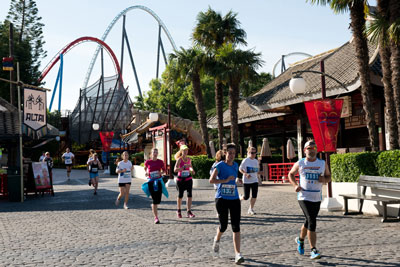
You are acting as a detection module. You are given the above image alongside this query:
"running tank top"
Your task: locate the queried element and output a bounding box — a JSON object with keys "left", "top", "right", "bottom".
{"left": 178, "top": 157, "right": 192, "bottom": 180}
{"left": 297, "top": 158, "right": 325, "bottom": 202}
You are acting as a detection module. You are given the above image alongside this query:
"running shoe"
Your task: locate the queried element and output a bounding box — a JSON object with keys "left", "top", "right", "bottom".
{"left": 154, "top": 217, "right": 160, "bottom": 224}
{"left": 295, "top": 237, "right": 304, "bottom": 255}
{"left": 123, "top": 204, "right": 129, "bottom": 210}
{"left": 88, "top": 180, "right": 91, "bottom": 186}
{"left": 212, "top": 238, "right": 220, "bottom": 253}
{"left": 235, "top": 253, "right": 244, "bottom": 265}
{"left": 187, "top": 210, "right": 195, "bottom": 218}
{"left": 247, "top": 208, "right": 255, "bottom": 215}
{"left": 239, "top": 194, "right": 244, "bottom": 201}
{"left": 177, "top": 209, "right": 182, "bottom": 218}
{"left": 310, "top": 248, "right": 321, "bottom": 259}
{"left": 93, "top": 191, "right": 97, "bottom": 195}
{"left": 115, "top": 199, "right": 120, "bottom": 206}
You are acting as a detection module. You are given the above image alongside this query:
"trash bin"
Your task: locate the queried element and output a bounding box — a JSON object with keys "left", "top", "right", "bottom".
{"left": 109, "top": 155, "right": 117, "bottom": 176}
{"left": 7, "top": 167, "right": 22, "bottom": 202}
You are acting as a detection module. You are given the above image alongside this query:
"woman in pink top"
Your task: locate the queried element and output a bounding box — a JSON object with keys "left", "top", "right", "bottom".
{"left": 174, "top": 145, "right": 195, "bottom": 218}
{"left": 144, "top": 148, "right": 166, "bottom": 224}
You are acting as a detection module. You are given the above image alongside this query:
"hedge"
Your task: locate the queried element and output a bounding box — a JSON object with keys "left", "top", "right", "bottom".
{"left": 330, "top": 150, "right": 400, "bottom": 182}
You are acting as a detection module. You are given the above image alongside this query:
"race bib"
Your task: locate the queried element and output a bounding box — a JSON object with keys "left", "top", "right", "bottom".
{"left": 150, "top": 171, "right": 160, "bottom": 179}
{"left": 246, "top": 166, "right": 258, "bottom": 173}
{"left": 124, "top": 171, "right": 131, "bottom": 179}
{"left": 65, "top": 157, "right": 72, "bottom": 164}
{"left": 181, "top": 170, "right": 190, "bottom": 178}
{"left": 221, "top": 184, "right": 235, "bottom": 197}
{"left": 91, "top": 167, "right": 98, "bottom": 173}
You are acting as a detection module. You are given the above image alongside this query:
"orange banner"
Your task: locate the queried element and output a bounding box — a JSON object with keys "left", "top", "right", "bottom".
{"left": 304, "top": 99, "right": 343, "bottom": 152}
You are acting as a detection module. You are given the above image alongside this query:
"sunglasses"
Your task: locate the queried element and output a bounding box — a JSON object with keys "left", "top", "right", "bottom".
{"left": 306, "top": 147, "right": 316, "bottom": 150}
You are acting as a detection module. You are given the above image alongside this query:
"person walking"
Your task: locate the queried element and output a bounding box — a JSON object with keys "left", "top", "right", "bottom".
{"left": 62, "top": 148, "right": 75, "bottom": 181}
{"left": 87, "top": 153, "right": 102, "bottom": 195}
{"left": 115, "top": 151, "right": 133, "bottom": 209}
{"left": 142, "top": 148, "right": 168, "bottom": 224}
{"left": 288, "top": 140, "right": 331, "bottom": 260}
{"left": 174, "top": 145, "right": 195, "bottom": 218}
{"left": 239, "top": 147, "right": 260, "bottom": 215}
{"left": 209, "top": 143, "right": 244, "bottom": 265}
{"left": 42, "top": 152, "right": 54, "bottom": 196}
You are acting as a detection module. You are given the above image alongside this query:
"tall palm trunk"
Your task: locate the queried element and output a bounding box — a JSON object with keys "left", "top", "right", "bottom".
{"left": 192, "top": 73, "right": 211, "bottom": 157}
{"left": 215, "top": 80, "right": 224, "bottom": 149}
{"left": 350, "top": 2, "right": 378, "bottom": 150}
{"left": 229, "top": 78, "right": 240, "bottom": 146}
{"left": 378, "top": 0, "right": 398, "bottom": 149}
{"left": 390, "top": 0, "right": 400, "bottom": 147}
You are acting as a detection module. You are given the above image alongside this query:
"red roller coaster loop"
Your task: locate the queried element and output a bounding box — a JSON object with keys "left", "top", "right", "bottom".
{"left": 38, "top": 36, "right": 123, "bottom": 85}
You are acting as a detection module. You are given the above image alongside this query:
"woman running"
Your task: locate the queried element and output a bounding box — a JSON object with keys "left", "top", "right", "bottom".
{"left": 115, "top": 151, "right": 133, "bottom": 209}
{"left": 174, "top": 145, "right": 195, "bottom": 218}
{"left": 62, "top": 148, "right": 75, "bottom": 181}
{"left": 143, "top": 148, "right": 168, "bottom": 224}
{"left": 239, "top": 146, "right": 260, "bottom": 215}
{"left": 87, "top": 153, "right": 102, "bottom": 195}
{"left": 209, "top": 143, "right": 244, "bottom": 265}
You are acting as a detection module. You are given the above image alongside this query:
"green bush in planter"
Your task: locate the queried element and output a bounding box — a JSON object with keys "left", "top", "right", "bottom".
{"left": 376, "top": 150, "right": 400, "bottom": 177}
{"left": 330, "top": 152, "right": 379, "bottom": 182}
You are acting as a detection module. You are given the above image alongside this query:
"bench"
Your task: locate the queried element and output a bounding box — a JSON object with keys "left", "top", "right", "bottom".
{"left": 339, "top": 175, "right": 400, "bottom": 222}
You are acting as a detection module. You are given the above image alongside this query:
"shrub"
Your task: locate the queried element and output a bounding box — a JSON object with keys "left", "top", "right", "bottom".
{"left": 330, "top": 152, "right": 380, "bottom": 182}
{"left": 376, "top": 150, "right": 400, "bottom": 177}
{"left": 131, "top": 151, "right": 144, "bottom": 165}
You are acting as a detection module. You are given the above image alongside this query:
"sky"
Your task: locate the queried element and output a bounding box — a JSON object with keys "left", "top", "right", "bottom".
{"left": 0, "top": 0, "right": 377, "bottom": 112}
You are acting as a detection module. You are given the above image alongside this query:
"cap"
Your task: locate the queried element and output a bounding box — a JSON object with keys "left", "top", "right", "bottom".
{"left": 304, "top": 140, "right": 316, "bottom": 149}
{"left": 180, "top": 145, "right": 189, "bottom": 151}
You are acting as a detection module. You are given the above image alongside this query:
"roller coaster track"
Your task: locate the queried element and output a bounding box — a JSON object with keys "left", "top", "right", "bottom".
{"left": 82, "top": 5, "right": 177, "bottom": 89}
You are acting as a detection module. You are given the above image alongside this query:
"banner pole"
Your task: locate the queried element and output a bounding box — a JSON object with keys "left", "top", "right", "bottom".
{"left": 17, "top": 62, "right": 23, "bottom": 202}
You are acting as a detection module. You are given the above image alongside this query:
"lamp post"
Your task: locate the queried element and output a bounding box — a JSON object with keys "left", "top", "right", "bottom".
{"left": 289, "top": 60, "right": 347, "bottom": 211}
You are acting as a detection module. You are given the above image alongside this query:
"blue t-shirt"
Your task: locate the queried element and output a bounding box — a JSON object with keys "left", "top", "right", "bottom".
{"left": 214, "top": 161, "right": 239, "bottom": 200}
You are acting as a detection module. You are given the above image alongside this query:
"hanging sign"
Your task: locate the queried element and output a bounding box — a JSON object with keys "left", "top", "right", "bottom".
{"left": 304, "top": 99, "right": 343, "bottom": 152}
{"left": 2, "top": 57, "right": 13, "bottom": 71}
{"left": 99, "top": 132, "right": 114, "bottom": 152}
{"left": 24, "top": 88, "right": 47, "bottom": 131}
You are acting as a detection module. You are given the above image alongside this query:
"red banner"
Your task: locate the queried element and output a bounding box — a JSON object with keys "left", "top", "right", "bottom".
{"left": 99, "top": 132, "right": 114, "bottom": 152}
{"left": 304, "top": 99, "right": 343, "bottom": 152}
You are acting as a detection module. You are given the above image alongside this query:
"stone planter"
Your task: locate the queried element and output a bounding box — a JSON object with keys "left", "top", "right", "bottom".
{"left": 332, "top": 182, "right": 400, "bottom": 217}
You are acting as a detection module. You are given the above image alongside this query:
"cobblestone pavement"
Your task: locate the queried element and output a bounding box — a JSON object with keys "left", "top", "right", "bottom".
{"left": 1, "top": 169, "right": 399, "bottom": 266}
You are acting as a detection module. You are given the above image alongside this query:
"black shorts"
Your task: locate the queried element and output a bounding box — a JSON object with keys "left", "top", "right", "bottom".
{"left": 176, "top": 179, "right": 193, "bottom": 198}
{"left": 148, "top": 180, "right": 163, "bottom": 205}
{"left": 118, "top": 182, "right": 131, "bottom": 187}
{"left": 298, "top": 200, "right": 321, "bottom": 232}
{"left": 243, "top": 182, "right": 259, "bottom": 200}
{"left": 65, "top": 164, "right": 73, "bottom": 167}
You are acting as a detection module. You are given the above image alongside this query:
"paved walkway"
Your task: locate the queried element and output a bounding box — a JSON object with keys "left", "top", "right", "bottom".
{"left": 1, "top": 168, "right": 399, "bottom": 266}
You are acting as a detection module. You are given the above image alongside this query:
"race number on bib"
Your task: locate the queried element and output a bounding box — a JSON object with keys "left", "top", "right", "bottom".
{"left": 65, "top": 157, "right": 72, "bottom": 164}
{"left": 181, "top": 170, "right": 190, "bottom": 178}
{"left": 91, "top": 167, "right": 98, "bottom": 173}
{"left": 221, "top": 184, "right": 235, "bottom": 197}
{"left": 150, "top": 171, "right": 160, "bottom": 179}
{"left": 124, "top": 171, "right": 131, "bottom": 179}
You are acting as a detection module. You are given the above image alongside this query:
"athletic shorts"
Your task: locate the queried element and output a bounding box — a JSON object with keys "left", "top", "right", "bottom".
{"left": 119, "top": 182, "right": 131, "bottom": 187}
{"left": 90, "top": 172, "right": 99, "bottom": 179}
{"left": 65, "top": 164, "right": 73, "bottom": 167}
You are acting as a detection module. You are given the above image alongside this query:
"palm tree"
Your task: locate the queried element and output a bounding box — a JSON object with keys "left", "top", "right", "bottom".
{"left": 389, "top": 0, "right": 400, "bottom": 147}
{"left": 169, "top": 47, "right": 211, "bottom": 157}
{"left": 216, "top": 44, "right": 263, "bottom": 146}
{"left": 366, "top": 0, "right": 398, "bottom": 149}
{"left": 309, "top": 0, "right": 379, "bottom": 151}
{"left": 193, "top": 8, "right": 247, "bottom": 148}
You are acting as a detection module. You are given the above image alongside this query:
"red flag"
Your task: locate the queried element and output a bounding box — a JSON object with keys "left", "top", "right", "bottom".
{"left": 99, "top": 132, "right": 114, "bottom": 152}
{"left": 304, "top": 99, "right": 343, "bottom": 152}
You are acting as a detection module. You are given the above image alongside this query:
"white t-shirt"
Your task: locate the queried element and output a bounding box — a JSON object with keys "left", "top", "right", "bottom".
{"left": 239, "top": 157, "right": 259, "bottom": 184}
{"left": 297, "top": 158, "right": 326, "bottom": 202}
{"left": 117, "top": 160, "right": 133, "bottom": 183}
{"left": 62, "top": 152, "right": 74, "bottom": 164}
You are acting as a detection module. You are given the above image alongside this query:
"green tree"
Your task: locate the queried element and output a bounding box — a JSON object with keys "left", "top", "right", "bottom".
{"left": 7, "top": 0, "right": 46, "bottom": 74}
{"left": 240, "top": 72, "right": 272, "bottom": 98}
{"left": 309, "top": 0, "right": 379, "bottom": 151}
{"left": 169, "top": 47, "right": 211, "bottom": 157}
{"left": 193, "top": 8, "right": 247, "bottom": 149}
{"left": 216, "top": 44, "right": 263, "bottom": 146}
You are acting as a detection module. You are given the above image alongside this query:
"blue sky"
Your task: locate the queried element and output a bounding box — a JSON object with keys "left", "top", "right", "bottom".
{"left": 0, "top": 0, "right": 376, "bottom": 111}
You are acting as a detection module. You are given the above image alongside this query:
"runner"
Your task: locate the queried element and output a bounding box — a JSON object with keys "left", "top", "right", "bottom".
{"left": 239, "top": 147, "right": 260, "bottom": 215}
{"left": 87, "top": 149, "right": 95, "bottom": 186}
{"left": 210, "top": 150, "right": 225, "bottom": 191}
{"left": 288, "top": 140, "right": 331, "bottom": 259}
{"left": 87, "top": 153, "right": 102, "bottom": 195}
{"left": 174, "top": 145, "right": 195, "bottom": 218}
{"left": 142, "top": 148, "right": 168, "bottom": 224}
{"left": 62, "top": 148, "right": 75, "bottom": 181}
{"left": 115, "top": 151, "right": 133, "bottom": 209}
{"left": 209, "top": 143, "right": 244, "bottom": 265}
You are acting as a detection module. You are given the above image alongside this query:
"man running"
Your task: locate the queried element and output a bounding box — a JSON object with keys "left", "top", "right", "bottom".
{"left": 288, "top": 140, "right": 331, "bottom": 259}
{"left": 62, "top": 148, "right": 75, "bottom": 181}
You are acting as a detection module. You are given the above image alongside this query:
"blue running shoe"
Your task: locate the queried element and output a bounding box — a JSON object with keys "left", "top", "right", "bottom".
{"left": 310, "top": 248, "right": 321, "bottom": 259}
{"left": 295, "top": 237, "right": 304, "bottom": 255}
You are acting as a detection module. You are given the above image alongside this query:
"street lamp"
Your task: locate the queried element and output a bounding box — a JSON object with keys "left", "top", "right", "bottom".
{"left": 92, "top": 123, "right": 100, "bottom": 131}
{"left": 289, "top": 60, "right": 348, "bottom": 211}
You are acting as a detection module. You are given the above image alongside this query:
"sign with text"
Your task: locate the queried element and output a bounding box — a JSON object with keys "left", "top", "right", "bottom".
{"left": 32, "top": 162, "right": 52, "bottom": 190}
{"left": 304, "top": 99, "right": 343, "bottom": 152}
{"left": 24, "top": 88, "right": 46, "bottom": 131}
{"left": 99, "top": 132, "right": 114, "bottom": 152}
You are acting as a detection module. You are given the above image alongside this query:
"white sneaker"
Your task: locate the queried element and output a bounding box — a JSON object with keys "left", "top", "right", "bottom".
{"left": 247, "top": 209, "right": 255, "bottom": 215}
{"left": 239, "top": 194, "right": 244, "bottom": 201}
{"left": 235, "top": 253, "right": 244, "bottom": 265}
{"left": 115, "top": 199, "right": 120, "bottom": 206}
{"left": 212, "top": 238, "right": 220, "bottom": 253}
{"left": 123, "top": 204, "right": 129, "bottom": 209}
